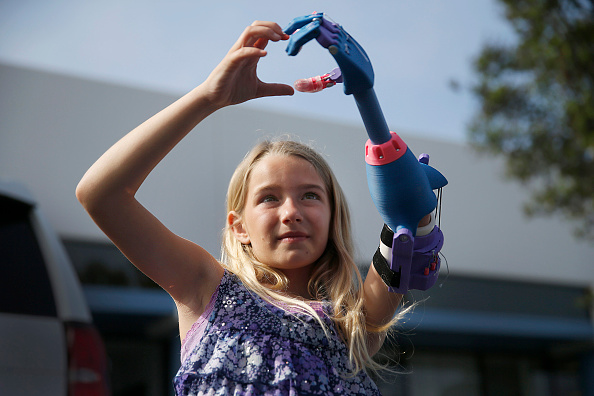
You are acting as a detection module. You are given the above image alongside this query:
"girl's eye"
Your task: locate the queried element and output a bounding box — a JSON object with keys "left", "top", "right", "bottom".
{"left": 303, "top": 192, "right": 320, "bottom": 200}
{"left": 261, "top": 195, "right": 278, "bottom": 203}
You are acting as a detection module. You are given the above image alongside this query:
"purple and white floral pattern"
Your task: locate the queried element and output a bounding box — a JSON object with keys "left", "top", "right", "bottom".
{"left": 174, "top": 271, "right": 381, "bottom": 395}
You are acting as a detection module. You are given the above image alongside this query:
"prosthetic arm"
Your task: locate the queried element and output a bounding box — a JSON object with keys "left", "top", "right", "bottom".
{"left": 284, "top": 13, "right": 448, "bottom": 293}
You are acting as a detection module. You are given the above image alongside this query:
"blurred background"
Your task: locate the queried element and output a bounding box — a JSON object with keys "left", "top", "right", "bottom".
{"left": 1, "top": 1, "right": 593, "bottom": 395}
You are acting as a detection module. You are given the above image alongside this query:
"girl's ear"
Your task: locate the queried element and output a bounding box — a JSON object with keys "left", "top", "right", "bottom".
{"left": 228, "top": 211, "right": 251, "bottom": 245}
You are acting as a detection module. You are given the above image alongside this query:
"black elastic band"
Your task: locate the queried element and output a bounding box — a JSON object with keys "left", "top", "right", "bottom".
{"left": 379, "top": 224, "right": 394, "bottom": 247}
{"left": 372, "top": 247, "right": 401, "bottom": 288}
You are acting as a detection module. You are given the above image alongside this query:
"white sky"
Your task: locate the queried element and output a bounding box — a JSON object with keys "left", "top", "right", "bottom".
{"left": 0, "top": 0, "right": 514, "bottom": 142}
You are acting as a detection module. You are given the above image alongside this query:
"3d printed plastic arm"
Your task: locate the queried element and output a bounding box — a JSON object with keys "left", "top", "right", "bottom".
{"left": 284, "top": 13, "right": 449, "bottom": 292}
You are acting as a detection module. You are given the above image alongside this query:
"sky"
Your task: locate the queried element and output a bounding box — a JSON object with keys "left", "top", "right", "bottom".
{"left": 0, "top": 0, "right": 515, "bottom": 143}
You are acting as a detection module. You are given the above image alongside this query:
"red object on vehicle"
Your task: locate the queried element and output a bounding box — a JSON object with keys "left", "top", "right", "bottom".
{"left": 66, "top": 322, "right": 110, "bottom": 396}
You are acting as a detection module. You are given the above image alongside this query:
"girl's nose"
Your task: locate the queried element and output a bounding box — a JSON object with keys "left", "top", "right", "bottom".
{"left": 281, "top": 199, "right": 303, "bottom": 223}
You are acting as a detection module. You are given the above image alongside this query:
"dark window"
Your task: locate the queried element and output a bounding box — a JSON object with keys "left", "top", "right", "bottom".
{"left": 0, "top": 195, "right": 56, "bottom": 316}
{"left": 64, "top": 240, "right": 159, "bottom": 288}
{"left": 407, "top": 274, "right": 591, "bottom": 319}
{"left": 374, "top": 350, "right": 582, "bottom": 396}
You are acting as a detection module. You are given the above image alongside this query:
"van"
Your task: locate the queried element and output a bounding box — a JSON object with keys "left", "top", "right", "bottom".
{"left": 0, "top": 181, "right": 110, "bottom": 396}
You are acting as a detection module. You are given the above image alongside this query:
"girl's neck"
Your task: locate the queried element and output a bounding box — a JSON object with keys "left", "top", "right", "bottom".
{"left": 276, "top": 266, "right": 315, "bottom": 301}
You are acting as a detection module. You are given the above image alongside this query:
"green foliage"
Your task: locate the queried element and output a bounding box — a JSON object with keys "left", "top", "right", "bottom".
{"left": 470, "top": 0, "right": 594, "bottom": 238}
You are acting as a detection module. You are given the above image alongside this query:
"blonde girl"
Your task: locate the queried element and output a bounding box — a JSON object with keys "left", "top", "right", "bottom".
{"left": 77, "top": 21, "right": 421, "bottom": 395}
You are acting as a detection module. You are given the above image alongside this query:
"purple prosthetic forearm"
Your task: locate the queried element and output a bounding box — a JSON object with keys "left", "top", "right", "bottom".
{"left": 373, "top": 223, "right": 444, "bottom": 294}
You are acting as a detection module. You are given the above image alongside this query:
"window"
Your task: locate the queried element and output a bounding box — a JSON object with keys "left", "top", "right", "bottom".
{"left": 408, "top": 352, "right": 481, "bottom": 396}
{"left": 63, "top": 240, "right": 158, "bottom": 288}
{"left": 374, "top": 350, "right": 582, "bottom": 396}
{"left": 0, "top": 196, "right": 56, "bottom": 316}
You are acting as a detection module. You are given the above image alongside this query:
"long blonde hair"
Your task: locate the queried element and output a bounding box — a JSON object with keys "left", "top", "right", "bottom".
{"left": 221, "top": 139, "right": 397, "bottom": 375}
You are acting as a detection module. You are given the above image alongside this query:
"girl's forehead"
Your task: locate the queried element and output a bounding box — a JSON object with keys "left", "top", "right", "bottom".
{"left": 254, "top": 154, "right": 313, "bottom": 172}
{"left": 249, "top": 154, "right": 326, "bottom": 188}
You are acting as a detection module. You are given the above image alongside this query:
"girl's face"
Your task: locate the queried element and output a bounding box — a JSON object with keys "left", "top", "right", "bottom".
{"left": 230, "top": 154, "right": 332, "bottom": 277}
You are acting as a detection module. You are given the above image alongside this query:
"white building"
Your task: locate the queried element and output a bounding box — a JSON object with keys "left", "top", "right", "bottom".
{"left": 2, "top": 62, "right": 593, "bottom": 396}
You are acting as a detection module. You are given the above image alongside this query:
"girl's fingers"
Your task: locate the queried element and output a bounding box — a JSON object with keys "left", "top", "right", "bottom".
{"left": 226, "top": 46, "right": 268, "bottom": 66}
{"left": 253, "top": 37, "right": 269, "bottom": 51}
{"left": 237, "top": 22, "right": 289, "bottom": 49}
{"left": 204, "top": 20, "right": 292, "bottom": 106}
{"left": 250, "top": 20, "right": 288, "bottom": 39}
{"left": 256, "top": 82, "right": 295, "bottom": 99}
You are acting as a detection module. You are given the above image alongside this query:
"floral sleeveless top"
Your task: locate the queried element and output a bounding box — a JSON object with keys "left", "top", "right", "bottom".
{"left": 173, "top": 271, "right": 381, "bottom": 395}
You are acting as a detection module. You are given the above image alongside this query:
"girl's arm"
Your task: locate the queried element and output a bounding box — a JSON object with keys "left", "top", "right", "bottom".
{"left": 76, "top": 21, "right": 293, "bottom": 329}
{"left": 362, "top": 214, "right": 432, "bottom": 356}
{"left": 362, "top": 264, "right": 403, "bottom": 356}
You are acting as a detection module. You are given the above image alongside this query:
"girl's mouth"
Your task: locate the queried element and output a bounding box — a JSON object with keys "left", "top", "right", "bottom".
{"left": 278, "top": 232, "right": 308, "bottom": 242}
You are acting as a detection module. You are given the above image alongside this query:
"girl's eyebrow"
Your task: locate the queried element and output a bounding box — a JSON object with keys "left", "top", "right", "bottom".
{"left": 299, "top": 184, "right": 326, "bottom": 192}
{"left": 251, "top": 184, "right": 280, "bottom": 195}
{"left": 251, "top": 183, "right": 326, "bottom": 195}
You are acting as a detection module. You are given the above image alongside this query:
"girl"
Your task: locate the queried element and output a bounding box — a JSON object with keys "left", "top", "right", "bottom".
{"left": 77, "top": 21, "right": 423, "bottom": 395}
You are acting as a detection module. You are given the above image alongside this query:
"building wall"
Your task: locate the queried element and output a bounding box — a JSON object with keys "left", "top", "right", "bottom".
{"left": 2, "top": 61, "right": 593, "bottom": 289}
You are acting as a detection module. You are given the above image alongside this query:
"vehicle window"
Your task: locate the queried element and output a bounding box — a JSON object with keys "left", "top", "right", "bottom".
{"left": 0, "top": 195, "right": 56, "bottom": 316}
{"left": 64, "top": 239, "right": 159, "bottom": 288}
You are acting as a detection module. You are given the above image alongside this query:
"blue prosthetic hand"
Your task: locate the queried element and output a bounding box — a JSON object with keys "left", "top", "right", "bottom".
{"left": 284, "top": 12, "right": 389, "bottom": 145}
{"left": 284, "top": 13, "right": 448, "bottom": 292}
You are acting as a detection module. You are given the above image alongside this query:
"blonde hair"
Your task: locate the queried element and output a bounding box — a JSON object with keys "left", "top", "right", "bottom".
{"left": 221, "top": 139, "right": 399, "bottom": 375}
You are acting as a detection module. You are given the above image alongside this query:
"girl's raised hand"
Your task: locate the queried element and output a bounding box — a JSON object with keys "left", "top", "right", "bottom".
{"left": 202, "top": 21, "right": 294, "bottom": 109}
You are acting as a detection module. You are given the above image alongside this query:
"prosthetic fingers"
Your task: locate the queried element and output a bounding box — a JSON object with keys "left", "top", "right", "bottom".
{"left": 284, "top": 13, "right": 448, "bottom": 293}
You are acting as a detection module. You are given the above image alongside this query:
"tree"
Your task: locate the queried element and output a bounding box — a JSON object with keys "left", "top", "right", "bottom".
{"left": 470, "top": 0, "right": 594, "bottom": 239}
